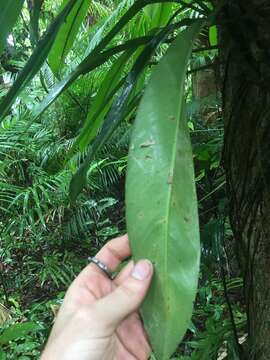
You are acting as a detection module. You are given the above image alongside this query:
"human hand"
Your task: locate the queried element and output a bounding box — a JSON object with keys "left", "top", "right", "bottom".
{"left": 41, "top": 235, "right": 153, "bottom": 360}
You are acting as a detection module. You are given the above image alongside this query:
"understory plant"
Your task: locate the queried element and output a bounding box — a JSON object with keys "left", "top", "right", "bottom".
{"left": 0, "top": 0, "right": 249, "bottom": 359}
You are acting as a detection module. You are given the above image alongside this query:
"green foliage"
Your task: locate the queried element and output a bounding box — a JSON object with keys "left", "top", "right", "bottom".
{"left": 0, "top": 294, "right": 64, "bottom": 359}
{"left": 0, "top": 0, "right": 79, "bottom": 120}
{"left": 0, "top": 0, "right": 24, "bottom": 56}
{"left": 0, "top": 322, "right": 41, "bottom": 346}
{"left": 126, "top": 22, "right": 202, "bottom": 360}
{"left": 48, "top": 0, "right": 91, "bottom": 74}
{"left": 70, "top": 20, "right": 182, "bottom": 200}
{"left": 0, "top": 109, "right": 126, "bottom": 239}
{"left": 74, "top": 50, "right": 131, "bottom": 151}
{"left": 0, "top": 1, "right": 247, "bottom": 359}
{"left": 144, "top": 3, "right": 174, "bottom": 28}
{"left": 26, "top": 252, "right": 76, "bottom": 288}
{"left": 209, "top": 26, "right": 218, "bottom": 47}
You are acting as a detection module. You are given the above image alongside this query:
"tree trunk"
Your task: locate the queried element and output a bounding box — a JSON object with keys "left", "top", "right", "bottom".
{"left": 221, "top": 1, "right": 270, "bottom": 359}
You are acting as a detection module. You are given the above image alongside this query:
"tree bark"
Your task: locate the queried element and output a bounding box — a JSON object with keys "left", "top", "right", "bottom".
{"left": 221, "top": 1, "right": 270, "bottom": 359}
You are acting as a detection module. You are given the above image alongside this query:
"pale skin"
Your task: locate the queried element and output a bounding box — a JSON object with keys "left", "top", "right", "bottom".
{"left": 41, "top": 235, "right": 153, "bottom": 360}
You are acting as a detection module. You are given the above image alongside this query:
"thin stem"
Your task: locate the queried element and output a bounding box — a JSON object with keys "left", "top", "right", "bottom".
{"left": 199, "top": 180, "right": 226, "bottom": 203}
{"left": 218, "top": 217, "right": 243, "bottom": 359}
{"left": 0, "top": 236, "right": 9, "bottom": 307}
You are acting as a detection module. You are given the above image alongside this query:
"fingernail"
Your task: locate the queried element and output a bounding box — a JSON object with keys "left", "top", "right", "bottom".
{"left": 132, "top": 260, "right": 152, "bottom": 280}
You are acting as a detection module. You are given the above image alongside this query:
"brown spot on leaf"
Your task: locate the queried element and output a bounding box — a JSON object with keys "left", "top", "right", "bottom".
{"left": 140, "top": 139, "right": 155, "bottom": 148}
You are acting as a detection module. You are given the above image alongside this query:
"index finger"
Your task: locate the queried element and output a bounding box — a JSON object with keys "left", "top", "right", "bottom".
{"left": 94, "top": 234, "right": 131, "bottom": 272}
{"left": 71, "top": 235, "right": 131, "bottom": 293}
{"left": 64, "top": 235, "right": 131, "bottom": 306}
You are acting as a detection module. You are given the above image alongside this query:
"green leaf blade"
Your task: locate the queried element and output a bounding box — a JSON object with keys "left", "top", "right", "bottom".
{"left": 48, "top": 0, "right": 91, "bottom": 74}
{"left": 76, "top": 50, "right": 132, "bottom": 151}
{"left": 144, "top": 3, "right": 173, "bottom": 28}
{"left": 126, "top": 21, "right": 202, "bottom": 360}
{"left": 0, "top": 0, "right": 78, "bottom": 121}
{"left": 0, "top": 322, "right": 40, "bottom": 345}
{"left": 209, "top": 25, "right": 218, "bottom": 46}
{"left": 0, "top": 0, "right": 24, "bottom": 55}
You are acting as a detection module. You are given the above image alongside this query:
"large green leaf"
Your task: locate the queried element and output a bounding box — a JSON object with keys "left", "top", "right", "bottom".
{"left": 69, "top": 21, "right": 184, "bottom": 201}
{"left": 0, "top": 0, "right": 79, "bottom": 121}
{"left": 32, "top": 36, "right": 152, "bottom": 119}
{"left": 0, "top": 322, "right": 40, "bottom": 345}
{"left": 69, "top": 48, "right": 155, "bottom": 201}
{"left": 126, "top": 21, "right": 202, "bottom": 360}
{"left": 48, "top": 0, "right": 91, "bottom": 74}
{"left": 144, "top": 3, "right": 173, "bottom": 28}
{"left": 0, "top": 0, "right": 24, "bottom": 55}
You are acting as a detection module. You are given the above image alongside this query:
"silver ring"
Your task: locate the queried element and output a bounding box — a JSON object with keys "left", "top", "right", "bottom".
{"left": 88, "top": 257, "right": 113, "bottom": 279}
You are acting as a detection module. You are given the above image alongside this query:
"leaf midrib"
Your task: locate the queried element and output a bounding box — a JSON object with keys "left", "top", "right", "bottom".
{"left": 162, "top": 63, "right": 190, "bottom": 359}
{"left": 163, "top": 92, "right": 182, "bottom": 357}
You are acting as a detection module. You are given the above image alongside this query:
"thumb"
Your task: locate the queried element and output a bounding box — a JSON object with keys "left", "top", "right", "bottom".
{"left": 97, "top": 260, "right": 153, "bottom": 328}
